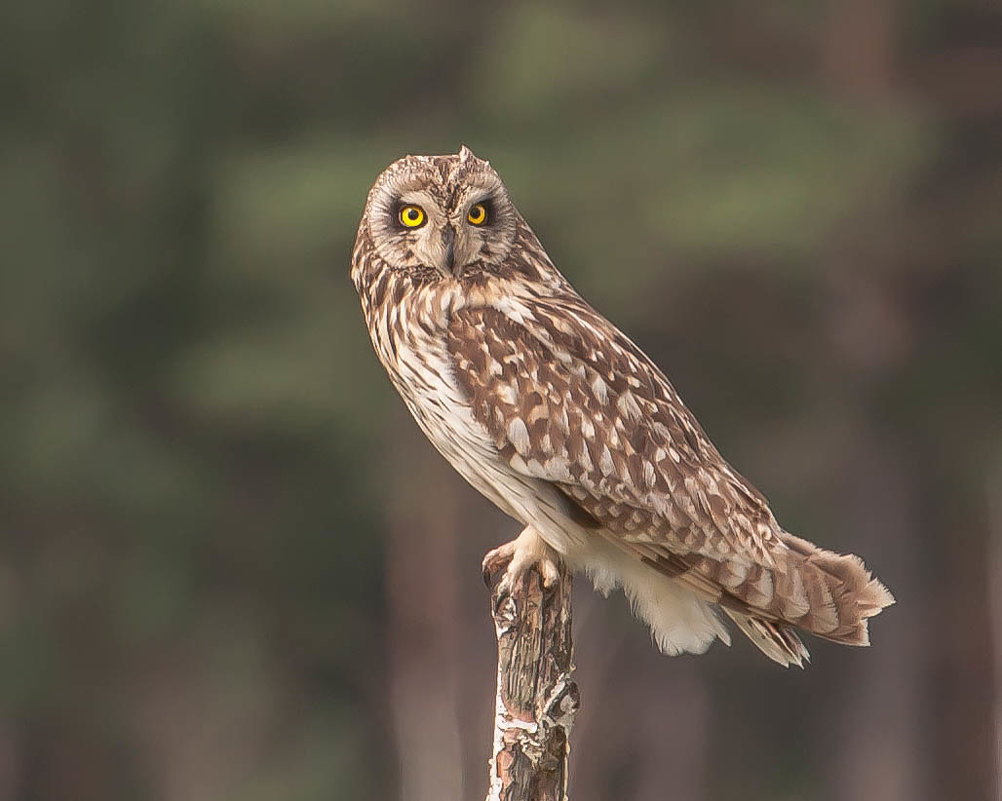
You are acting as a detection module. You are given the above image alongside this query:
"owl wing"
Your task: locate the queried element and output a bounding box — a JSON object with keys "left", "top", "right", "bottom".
{"left": 447, "top": 296, "right": 891, "bottom": 645}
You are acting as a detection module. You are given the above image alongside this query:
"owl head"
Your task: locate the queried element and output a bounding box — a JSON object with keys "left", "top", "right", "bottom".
{"left": 356, "top": 146, "right": 521, "bottom": 282}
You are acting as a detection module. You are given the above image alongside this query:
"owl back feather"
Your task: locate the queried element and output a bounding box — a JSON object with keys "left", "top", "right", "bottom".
{"left": 446, "top": 296, "right": 894, "bottom": 666}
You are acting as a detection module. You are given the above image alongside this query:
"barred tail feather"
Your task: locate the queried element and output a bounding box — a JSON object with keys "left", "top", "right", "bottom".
{"left": 724, "top": 610, "right": 810, "bottom": 668}
{"left": 688, "top": 532, "right": 894, "bottom": 664}
{"left": 779, "top": 532, "right": 896, "bottom": 646}
{"left": 722, "top": 534, "right": 894, "bottom": 664}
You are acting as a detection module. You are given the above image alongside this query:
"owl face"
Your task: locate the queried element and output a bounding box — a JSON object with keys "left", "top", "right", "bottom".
{"left": 361, "top": 146, "right": 519, "bottom": 280}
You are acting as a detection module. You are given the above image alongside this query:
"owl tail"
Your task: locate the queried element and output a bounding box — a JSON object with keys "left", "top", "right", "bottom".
{"left": 776, "top": 531, "right": 896, "bottom": 645}
{"left": 721, "top": 532, "right": 894, "bottom": 667}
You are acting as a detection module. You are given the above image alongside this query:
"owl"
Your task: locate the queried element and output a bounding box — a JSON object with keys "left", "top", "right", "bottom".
{"left": 350, "top": 146, "right": 893, "bottom": 666}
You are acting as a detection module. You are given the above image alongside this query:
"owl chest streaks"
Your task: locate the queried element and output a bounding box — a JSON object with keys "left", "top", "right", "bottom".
{"left": 361, "top": 272, "right": 554, "bottom": 527}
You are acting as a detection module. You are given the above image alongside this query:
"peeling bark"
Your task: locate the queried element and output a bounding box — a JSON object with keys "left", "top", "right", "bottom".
{"left": 485, "top": 563, "right": 577, "bottom": 801}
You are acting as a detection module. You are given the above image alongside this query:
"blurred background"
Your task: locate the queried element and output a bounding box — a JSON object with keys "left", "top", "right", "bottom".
{"left": 3, "top": 1, "right": 1001, "bottom": 799}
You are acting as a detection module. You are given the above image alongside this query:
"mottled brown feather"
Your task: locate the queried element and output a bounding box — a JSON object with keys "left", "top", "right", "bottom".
{"left": 448, "top": 303, "right": 893, "bottom": 646}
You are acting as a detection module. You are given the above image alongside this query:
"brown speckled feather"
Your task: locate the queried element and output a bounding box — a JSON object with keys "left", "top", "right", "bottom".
{"left": 448, "top": 297, "right": 892, "bottom": 651}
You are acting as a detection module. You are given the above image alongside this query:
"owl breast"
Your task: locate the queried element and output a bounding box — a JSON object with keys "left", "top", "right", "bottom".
{"left": 366, "top": 280, "right": 527, "bottom": 519}
{"left": 363, "top": 277, "right": 592, "bottom": 557}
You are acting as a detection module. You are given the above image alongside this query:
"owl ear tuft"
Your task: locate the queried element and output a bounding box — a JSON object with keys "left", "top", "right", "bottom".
{"left": 458, "top": 144, "right": 476, "bottom": 163}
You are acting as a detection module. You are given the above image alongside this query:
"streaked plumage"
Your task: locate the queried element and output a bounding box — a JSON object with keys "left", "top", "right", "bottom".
{"left": 351, "top": 147, "right": 893, "bottom": 666}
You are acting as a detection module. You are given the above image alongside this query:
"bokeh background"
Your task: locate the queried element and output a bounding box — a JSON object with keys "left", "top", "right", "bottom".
{"left": 4, "top": 1, "right": 1001, "bottom": 799}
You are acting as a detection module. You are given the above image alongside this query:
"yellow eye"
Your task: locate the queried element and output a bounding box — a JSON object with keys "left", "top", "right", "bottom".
{"left": 467, "top": 203, "right": 488, "bottom": 226}
{"left": 399, "top": 205, "right": 425, "bottom": 228}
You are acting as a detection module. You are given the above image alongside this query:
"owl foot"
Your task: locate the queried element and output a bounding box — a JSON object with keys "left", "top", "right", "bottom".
{"left": 482, "top": 526, "right": 561, "bottom": 595}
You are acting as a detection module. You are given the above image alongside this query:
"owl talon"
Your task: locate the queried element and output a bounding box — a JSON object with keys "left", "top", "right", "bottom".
{"left": 539, "top": 558, "right": 561, "bottom": 589}
{"left": 482, "top": 527, "right": 561, "bottom": 594}
{"left": 482, "top": 540, "right": 517, "bottom": 586}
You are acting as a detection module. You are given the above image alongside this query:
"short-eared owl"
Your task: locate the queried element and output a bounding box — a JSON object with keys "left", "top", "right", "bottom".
{"left": 350, "top": 146, "right": 893, "bottom": 666}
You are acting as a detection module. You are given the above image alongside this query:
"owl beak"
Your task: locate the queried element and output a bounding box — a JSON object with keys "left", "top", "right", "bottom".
{"left": 441, "top": 225, "right": 456, "bottom": 273}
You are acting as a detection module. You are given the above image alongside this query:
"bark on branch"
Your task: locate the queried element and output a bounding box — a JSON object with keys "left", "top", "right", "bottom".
{"left": 485, "top": 562, "right": 578, "bottom": 801}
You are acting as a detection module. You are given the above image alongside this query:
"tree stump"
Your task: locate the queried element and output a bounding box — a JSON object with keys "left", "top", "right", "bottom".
{"left": 484, "top": 561, "right": 578, "bottom": 801}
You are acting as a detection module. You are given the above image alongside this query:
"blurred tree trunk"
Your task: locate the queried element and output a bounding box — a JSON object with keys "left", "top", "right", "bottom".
{"left": 386, "top": 422, "right": 464, "bottom": 801}
{"left": 820, "top": 4, "right": 928, "bottom": 799}
{"left": 824, "top": 0, "right": 896, "bottom": 100}
{"left": 988, "top": 465, "right": 1002, "bottom": 801}
{"left": 827, "top": 427, "right": 927, "bottom": 801}
{"left": 570, "top": 595, "right": 709, "bottom": 801}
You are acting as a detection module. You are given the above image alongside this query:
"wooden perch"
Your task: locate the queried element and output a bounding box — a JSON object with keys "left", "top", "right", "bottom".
{"left": 484, "top": 561, "right": 578, "bottom": 801}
